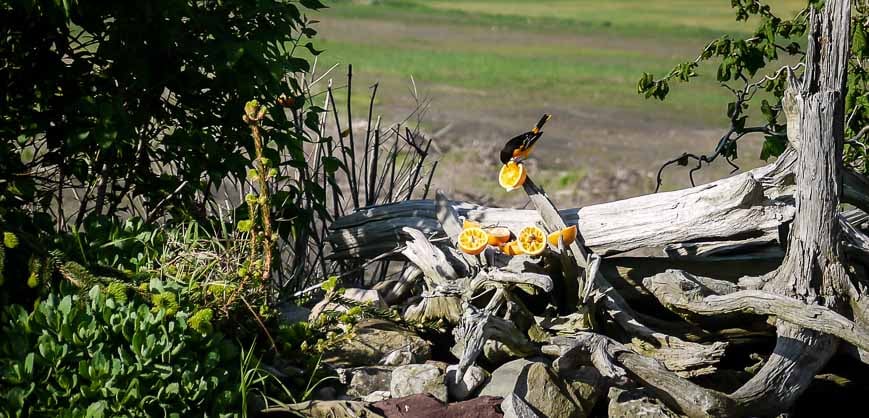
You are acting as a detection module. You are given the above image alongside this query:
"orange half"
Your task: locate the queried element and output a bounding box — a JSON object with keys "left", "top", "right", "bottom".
{"left": 517, "top": 225, "right": 547, "bottom": 256}
{"left": 486, "top": 227, "right": 512, "bottom": 246}
{"left": 458, "top": 227, "right": 489, "bottom": 255}
{"left": 547, "top": 225, "right": 578, "bottom": 247}
{"left": 499, "top": 161, "right": 527, "bottom": 192}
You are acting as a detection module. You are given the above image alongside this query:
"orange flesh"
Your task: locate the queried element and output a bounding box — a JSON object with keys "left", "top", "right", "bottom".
{"left": 458, "top": 227, "right": 488, "bottom": 255}
{"left": 486, "top": 227, "right": 512, "bottom": 246}
{"left": 498, "top": 161, "right": 527, "bottom": 191}
{"left": 517, "top": 225, "right": 546, "bottom": 256}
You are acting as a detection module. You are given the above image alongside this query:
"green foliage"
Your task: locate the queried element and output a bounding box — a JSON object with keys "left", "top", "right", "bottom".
{"left": 0, "top": 0, "right": 322, "bottom": 228}
{"left": 3, "top": 232, "right": 18, "bottom": 249}
{"left": 188, "top": 308, "right": 214, "bottom": 335}
{"left": 638, "top": 1, "right": 869, "bottom": 174}
{"left": 0, "top": 285, "right": 239, "bottom": 416}
{"left": 151, "top": 291, "right": 180, "bottom": 317}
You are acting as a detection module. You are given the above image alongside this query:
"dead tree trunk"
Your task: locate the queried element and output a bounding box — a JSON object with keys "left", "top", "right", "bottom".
{"left": 730, "top": 3, "right": 852, "bottom": 412}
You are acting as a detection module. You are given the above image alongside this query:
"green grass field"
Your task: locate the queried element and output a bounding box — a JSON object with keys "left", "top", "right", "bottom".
{"left": 309, "top": 0, "right": 804, "bottom": 124}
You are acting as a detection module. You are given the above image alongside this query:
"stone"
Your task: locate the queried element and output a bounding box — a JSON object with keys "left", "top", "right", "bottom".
{"left": 321, "top": 319, "right": 431, "bottom": 368}
{"left": 479, "top": 358, "right": 588, "bottom": 418}
{"left": 372, "top": 393, "right": 503, "bottom": 418}
{"left": 501, "top": 393, "right": 542, "bottom": 418}
{"left": 362, "top": 391, "right": 391, "bottom": 402}
{"left": 278, "top": 302, "right": 311, "bottom": 323}
{"left": 607, "top": 387, "right": 680, "bottom": 418}
{"left": 337, "top": 366, "right": 395, "bottom": 399}
{"left": 389, "top": 363, "right": 448, "bottom": 403}
{"left": 273, "top": 400, "right": 384, "bottom": 418}
{"left": 560, "top": 366, "right": 605, "bottom": 413}
{"left": 446, "top": 364, "right": 489, "bottom": 401}
{"left": 313, "top": 386, "right": 337, "bottom": 400}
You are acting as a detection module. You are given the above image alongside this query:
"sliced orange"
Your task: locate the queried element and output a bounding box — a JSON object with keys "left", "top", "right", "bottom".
{"left": 547, "top": 225, "right": 578, "bottom": 247}
{"left": 485, "top": 227, "right": 512, "bottom": 246}
{"left": 500, "top": 240, "right": 524, "bottom": 256}
{"left": 517, "top": 225, "right": 547, "bottom": 256}
{"left": 499, "top": 161, "right": 527, "bottom": 192}
{"left": 458, "top": 227, "right": 489, "bottom": 255}
{"left": 463, "top": 219, "right": 481, "bottom": 230}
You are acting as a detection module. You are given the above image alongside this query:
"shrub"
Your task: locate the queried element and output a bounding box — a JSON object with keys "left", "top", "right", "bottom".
{"left": 0, "top": 284, "right": 240, "bottom": 416}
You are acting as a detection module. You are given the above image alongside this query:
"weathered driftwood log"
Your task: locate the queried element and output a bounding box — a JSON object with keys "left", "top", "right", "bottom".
{"left": 526, "top": 173, "right": 730, "bottom": 376}
{"left": 646, "top": 270, "right": 869, "bottom": 353}
{"left": 327, "top": 156, "right": 796, "bottom": 259}
{"left": 522, "top": 176, "right": 585, "bottom": 304}
{"left": 372, "top": 265, "right": 422, "bottom": 305}
{"left": 327, "top": 153, "right": 869, "bottom": 263}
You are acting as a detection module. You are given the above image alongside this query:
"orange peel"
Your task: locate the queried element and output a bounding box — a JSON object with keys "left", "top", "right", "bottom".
{"left": 547, "top": 225, "right": 578, "bottom": 247}
{"left": 463, "top": 219, "right": 481, "bottom": 230}
{"left": 500, "top": 240, "right": 524, "bottom": 256}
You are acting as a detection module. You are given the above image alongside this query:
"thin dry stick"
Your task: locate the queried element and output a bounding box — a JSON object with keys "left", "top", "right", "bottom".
{"left": 368, "top": 116, "right": 382, "bottom": 206}
{"left": 363, "top": 83, "right": 379, "bottom": 206}
{"left": 346, "top": 65, "right": 360, "bottom": 209}
{"left": 241, "top": 295, "right": 279, "bottom": 354}
{"left": 406, "top": 137, "right": 433, "bottom": 200}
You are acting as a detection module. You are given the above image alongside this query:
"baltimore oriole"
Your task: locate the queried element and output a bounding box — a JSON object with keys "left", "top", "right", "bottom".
{"left": 499, "top": 114, "right": 552, "bottom": 164}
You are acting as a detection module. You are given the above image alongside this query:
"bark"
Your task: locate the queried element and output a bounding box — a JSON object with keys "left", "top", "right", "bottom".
{"left": 731, "top": 4, "right": 853, "bottom": 414}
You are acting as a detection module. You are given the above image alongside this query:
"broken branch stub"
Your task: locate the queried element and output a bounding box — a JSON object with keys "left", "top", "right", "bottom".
{"left": 400, "top": 227, "right": 464, "bottom": 323}
{"left": 436, "top": 190, "right": 481, "bottom": 270}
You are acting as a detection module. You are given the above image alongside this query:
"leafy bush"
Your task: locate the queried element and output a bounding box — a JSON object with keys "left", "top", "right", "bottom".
{"left": 0, "top": 284, "right": 240, "bottom": 417}
{"left": 637, "top": 1, "right": 869, "bottom": 184}
{"left": 0, "top": 0, "right": 325, "bottom": 229}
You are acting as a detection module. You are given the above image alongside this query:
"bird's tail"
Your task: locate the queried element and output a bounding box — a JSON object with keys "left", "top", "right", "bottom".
{"left": 531, "top": 114, "right": 552, "bottom": 134}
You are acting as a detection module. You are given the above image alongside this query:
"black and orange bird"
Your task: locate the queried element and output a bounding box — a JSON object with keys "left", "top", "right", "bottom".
{"left": 499, "top": 114, "right": 552, "bottom": 164}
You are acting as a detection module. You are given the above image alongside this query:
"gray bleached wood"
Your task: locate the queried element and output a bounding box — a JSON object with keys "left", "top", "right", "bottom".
{"left": 327, "top": 153, "right": 798, "bottom": 259}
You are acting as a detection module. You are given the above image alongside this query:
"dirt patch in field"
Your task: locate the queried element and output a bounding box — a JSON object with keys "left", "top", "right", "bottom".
{"left": 373, "top": 94, "right": 765, "bottom": 209}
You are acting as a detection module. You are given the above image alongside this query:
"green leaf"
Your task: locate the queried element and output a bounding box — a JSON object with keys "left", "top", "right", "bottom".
{"left": 86, "top": 400, "right": 106, "bottom": 418}
{"left": 165, "top": 382, "right": 180, "bottom": 395}
{"left": 237, "top": 220, "right": 253, "bottom": 233}
{"left": 323, "top": 156, "right": 342, "bottom": 174}
{"left": 760, "top": 135, "right": 788, "bottom": 161}
{"left": 24, "top": 352, "right": 34, "bottom": 375}
{"left": 303, "top": 42, "right": 323, "bottom": 56}
{"left": 59, "top": 296, "right": 72, "bottom": 317}
{"left": 854, "top": 23, "right": 869, "bottom": 58}
{"left": 300, "top": 0, "right": 328, "bottom": 10}
{"left": 321, "top": 276, "right": 338, "bottom": 293}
